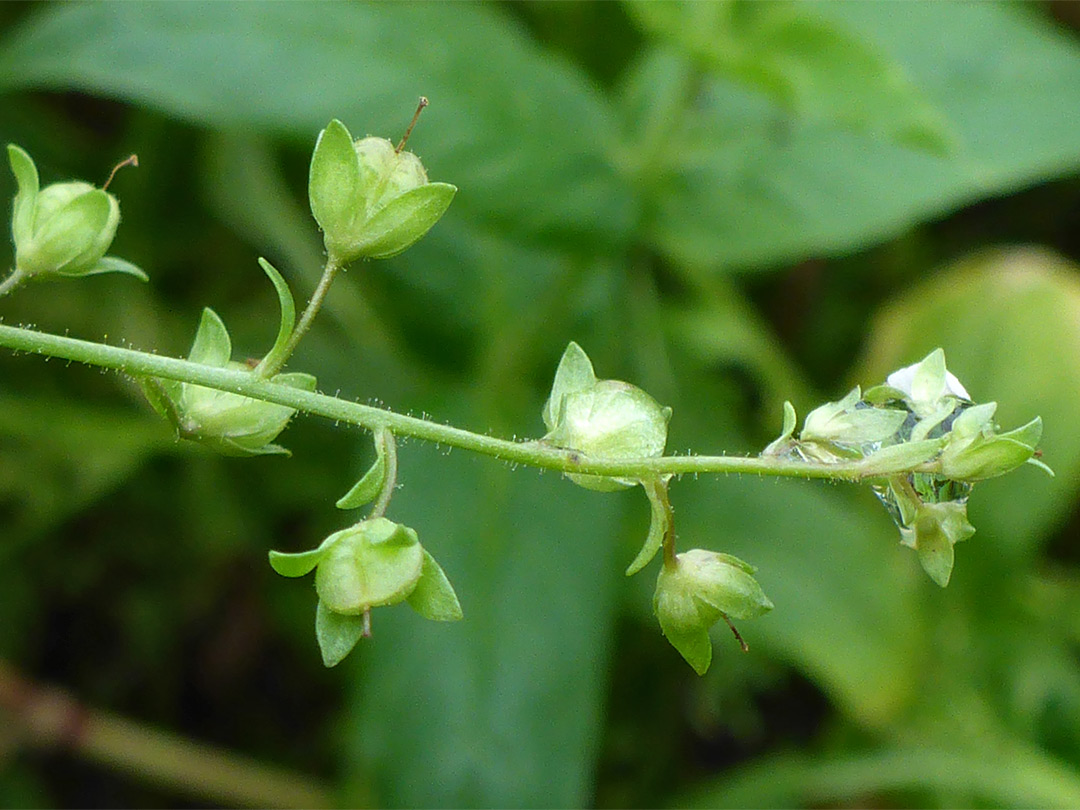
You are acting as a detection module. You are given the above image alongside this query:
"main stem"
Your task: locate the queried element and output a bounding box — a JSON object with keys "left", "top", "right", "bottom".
{"left": 0, "top": 323, "right": 939, "bottom": 483}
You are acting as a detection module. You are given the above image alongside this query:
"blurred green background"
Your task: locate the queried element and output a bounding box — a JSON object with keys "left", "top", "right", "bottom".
{"left": 2, "top": 1, "right": 1080, "bottom": 807}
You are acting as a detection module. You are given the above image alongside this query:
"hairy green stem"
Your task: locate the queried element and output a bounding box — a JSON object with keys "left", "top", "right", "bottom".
{"left": 644, "top": 477, "right": 677, "bottom": 569}
{"left": 258, "top": 257, "right": 342, "bottom": 377}
{"left": 368, "top": 427, "right": 398, "bottom": 519}
{"left": 0, "top": 323, "right": 942, "bottom": 483}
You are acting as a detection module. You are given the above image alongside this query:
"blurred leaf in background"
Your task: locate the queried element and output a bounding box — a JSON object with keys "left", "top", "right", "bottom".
{"left": 1, "top": 2, "right": 1080, "bottom": 808}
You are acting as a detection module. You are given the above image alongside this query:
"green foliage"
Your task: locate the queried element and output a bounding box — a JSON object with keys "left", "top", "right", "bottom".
{"left": 2, "top": 2, "right": 1080, "bottom": 808}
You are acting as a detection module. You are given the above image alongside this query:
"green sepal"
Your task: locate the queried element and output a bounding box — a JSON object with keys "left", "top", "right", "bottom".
{"left": 81, "top": 255, "right": 149, "bottom": 281}
{"left": 216, "top": 436, "right": 293, "bottom": 457}
{"left": 910, "top": 348, "right": 949, "bottom": 408}
{"left": 268, "top": 531, "right": 338, "bottom": 577}
{"left": 337, "top": 428, "right": 390, "bottom": 509}
{"left": 949, "top": 402, "right": 998, "bottom": 438}
{"left": 910, "top": 400, "right": 957, "bottom": 443}
{"left": 902, "top": 501, "right": 975, "bottom": 588}
{"left": 188, "top": 308, "right": 232, "bottom": 367}
{"left": 861, "top": 384, "right": 906, "bottom": 406}
{"left": 659, "top": 622, "right": 712, "bottom": 676}
{"left": 543, "top": 341, "right": 597, "bottom": 431}
{"left": 762, "top": 401, "right": 797, "bottom": 456}
{"left": 253, "top": 257, "right": 297, "bottom": 376}
{"left": 915, "top": 529, "right": 955, "bottom": 588}
{"left": 309, "top": 119, "right": 361, "bottom": 251}
{"left": 941, "top": 436, "right": 1039, "bottom": 482}
{"left": 349, "top": 182, "right": 457, "bottom": 260}
{"left": 1027, "top": 457, "right": 1055, "bottom": 477}
{"left": 406, "top": 549, "right": 464, "bottom": 621}
{"left": 940, "top": 415, "right": 1044, "bottom": 482}
{"left": 1002, "top": 415, "right": 1043, "bottom": 448}
{"left": 137, "top": 376, "right": 182, "bottom": 426}
{"left": 625, "top": 479, "right": 668, "bottom": 576}
{"left": 802, "top": 386, "right": 908, "bottom": 445}
{"left": 8, "top": 144, "right": 39, "bottom": 248}
{"left": 859, "top": 438, "right": 946, "bottom": 475}
{"left": 315, "top": 600, "right": 367, "bottom": 668}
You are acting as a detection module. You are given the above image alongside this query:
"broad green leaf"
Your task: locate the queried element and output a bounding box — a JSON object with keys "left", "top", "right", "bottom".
{"left": 855, "top": 248, "right": 1080, "bottom": 560}
{"left": 341, "top": 432, "right": 624, "bottom": 807}
{"left": 679, "top": 742, "right": 1080, "bottom": 809}
{"left": 625, "top": 0, "right": 950, "bottom": 152}
{"left": 0, "top": 2, "right": 634, "bottom": 249}
{"left": 619, "top": 0, "right": 1080, "bottom": 273}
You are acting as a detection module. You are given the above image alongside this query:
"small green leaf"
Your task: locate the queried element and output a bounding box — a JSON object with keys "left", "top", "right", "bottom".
{"left": 337, "top": 428, "right": 390, "bottom": 509}
{"left": 625, "top": 479, "right": 668, "bottom": 576}
{"left": 7, "top": 144, "right": 39, "bottom": 248}
{"left": 253, "top": 257, "right": 296, "bottom": 375}
{"left": 81, "top": 255, "right": 149, "bottom": 281}
{"left": 350, "top": 181, "right": 457, "bottom": 260}
{"left": 187, "top": 308, "right": 232, "bottom": 367}
{"left": 315, "top": 600, "right": 367, "bottom": 668}
{"left": 1001, "top": 415, "right": 1043, "bottom": 449}
{"left": 309, "top": 118, "right": 361, "bottom": 247}
{"left": 406, "top": 549, "right": 463, "bottom": 621}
